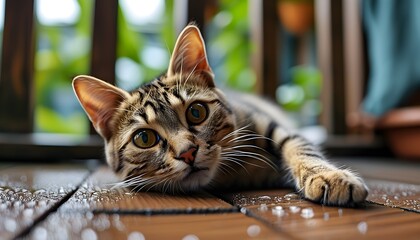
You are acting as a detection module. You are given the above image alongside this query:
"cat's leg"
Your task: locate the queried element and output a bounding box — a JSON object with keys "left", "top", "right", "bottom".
{"left": 272, "top": 130, "right": 368, "bottom": 206}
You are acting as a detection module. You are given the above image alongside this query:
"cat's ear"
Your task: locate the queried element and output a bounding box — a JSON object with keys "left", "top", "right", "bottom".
{"left": 167, "top": 25, "right": 215, "bottom": 87}
{"left": 72, "top": 75, "right": 130, "bottom": 140}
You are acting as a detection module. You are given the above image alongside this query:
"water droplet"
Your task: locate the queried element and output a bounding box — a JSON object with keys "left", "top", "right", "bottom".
{"left": 247, "top": 224, "right": 261, "bottom": 237}
{"left": 300, "top": 208, "right": 314, "bottom": 219}
{"left": 0, "top": 203, "right": 7, "bottom": 210}
{"left": 32, "top": 227, "right": 48, "bottom": 240}
{"left": 4, "top": 218, "right": 17, "bottom": 232}
{"left": 113, "top": 215, "right": 125, "bottom": 232}
{"left": 273, "top": 206, "right": 283, "bottom": 211}
{"left": 338, "top": 208, "right": 343, "bottom": 217}
{"left": 38, "top": 200, "right": 47, "bottom": 207}
{"left": 34, "top": 189, "right": 47, "bottom": 195}
{"left": 13, "top": 201, "right": 22, "bottom": 208}
{"left": 81, "top": 228, "right": 97, "bottom": 240}
{"left": 23, "top": 208, "right": 34, "bottom": 217}
{"left": 284, "top": 193, "right": 299, "bottom": 200}
{"left": 240, "top": 207, "right": 247, "bottom": 214}
{"left": 323, "top": 212, "right": 330, "bottom": 221}
{"left": 271, "top": 206, "right": 285, "bottom": 217}
{"left": 258, "top": 204, "right": 268, "bottom": 211}
{"left": 182, "top": 234, "right": 199, "bottom": 240}
{"left": 59, "top": 187, "right": 66, "bottom": 195}
{"left": 26, "top": 201, "right": 36, "bottom": 208}
{"left": 357, "top": 221, "right": 368, "bottom": 234}
{"left": 258, "top": 195, "right": 271, "bottom": 200}
{"left": 85, "top": 211, "right": 94, "bottom": 220}
{"left": 93, "top": 214, "right": 111, "bottom": 231}
{"left": 127, "top": 231, "right": 145, "bottom": 240}
{"left": 289, "top": 206, "right": 300, "bottom": 213}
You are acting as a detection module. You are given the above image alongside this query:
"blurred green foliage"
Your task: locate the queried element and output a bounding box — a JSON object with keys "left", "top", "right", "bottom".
{"left": 207, "top": 0, "right": 255, "bottom": 92}
{"left": 276, "top": 65, "right": 321, "bottom": 125}
{"left": 35, "top": 0, "right": 93, "bottom": 134}
{"left": 35, "top": 0, "right": 254, "bottom": 134}
{"left": 34, "top": 0, "right": 320, "bottom": 134}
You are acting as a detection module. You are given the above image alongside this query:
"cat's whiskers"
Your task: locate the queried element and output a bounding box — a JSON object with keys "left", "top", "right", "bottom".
{"left": 217, "top": 161, "right": 238, "bottom": 175}
{"left": 223, "top": 144, "right": 269, "bottom": 154}
{"left": 220, "top": 156, "right": 250, "bottom": 174}
{"left": 227, "top": 133, "right": 274, "bottom": 144}
{"left": 222, "top": 154, "right": 265, "bottom": 169}
{"left": 224, "top": 152, "right": 276, "bottom": 168}
{"left": 223, "top": 132, "right": 275, "bottom": 147}
{"left": 109, "top": 173, "right": 148, "bottom": 189}
{"left": 162, "top": 178, "right": 174, "bottom": 194}
{"left": 220, "top": 124, "right": 251, "bottom": 141}
{"left": 221, "top": 147, "right": 278, "bottom": 172}
{"left": 120, "top": 177, "right": 152, "bottom": 191}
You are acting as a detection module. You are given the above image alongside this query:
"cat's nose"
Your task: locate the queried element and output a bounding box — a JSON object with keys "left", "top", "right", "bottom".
{"left": 176, "top": 146, "right": 198, "bottom": 165}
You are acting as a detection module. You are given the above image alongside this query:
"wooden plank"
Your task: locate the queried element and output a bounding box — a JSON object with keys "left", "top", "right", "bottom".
{"left": 219, "top": 189, "right": 420, "bottom": 239}
{"left": 60, "top": 167, "right": 234, "bottom": 212}
{"left": 90, "top": 0, "right": 118, "bottom": 84}
{"left": 0, "top": 164, "right": 90, "bottom": 239}
{"left": 26, "top": 212, "right": 285, "bottom": 239}
{"left": 0, "top": 0, "right": 35, "bottom": 133}
{"left": 249, "top": 0, "right": 279, "bottom": 99}
{"left": 366, "top": 179, "right": 420, "bottom": 213}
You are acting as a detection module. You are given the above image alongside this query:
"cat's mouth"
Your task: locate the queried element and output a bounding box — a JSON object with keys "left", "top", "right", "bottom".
{"left": 183, "top": 166, "right": 209, "bottom": 179}
{"left": 190, "top": 166, "right": 209, "bottom": 173}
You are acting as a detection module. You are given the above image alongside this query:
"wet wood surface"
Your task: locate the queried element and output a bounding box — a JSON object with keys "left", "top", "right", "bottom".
{"left": 28, "top": 212, "right": 284, "bottom": 239}
{"left": 60, "top": 167, "right": 234, "bottom": 213}
{"left": 220, "top": 189, "right": 420, "bottom": 239}
{"left": 0, "top": 164, "right": 89, "bottom": 240}
{"left": 0, "top": 159, "right": 419, "bottom": 239}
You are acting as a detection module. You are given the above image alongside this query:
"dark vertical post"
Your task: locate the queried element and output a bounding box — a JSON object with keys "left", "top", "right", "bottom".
{"left": 343, "top": 0, "right": 365, "bottom": 133}
{"left": 250, "top": 0, "right": 279, "bottom": 100}
{"left": 90, "top": 0, "right": 118, "bottom": 134}
{"left": 90, "top": 0, "right": 118, "bottom": 84}
{"left": 316, "top": 0, "right": 346, "bottom": 134}
{"left": 174, "top": 0, "right": 207, "bottom": 36}
{"left": 0, "top": 0, "right": 35, "bottom": 133}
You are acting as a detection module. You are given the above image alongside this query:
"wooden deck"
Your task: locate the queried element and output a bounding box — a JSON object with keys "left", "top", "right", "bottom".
{"left": 0, "top": 158, "right": 419, "bottom": 239}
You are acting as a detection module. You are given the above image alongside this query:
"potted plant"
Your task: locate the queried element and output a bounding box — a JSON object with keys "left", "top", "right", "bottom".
{"left": 277, "top": 0, "right": 314, "bottom": 35}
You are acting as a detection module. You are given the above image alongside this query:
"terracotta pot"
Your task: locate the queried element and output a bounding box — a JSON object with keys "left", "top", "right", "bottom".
{"left": 277, "top": 0, "right": 314, "bottom": 35}
{"left": 377, "top": 107, "right": 420, "bottom": 160}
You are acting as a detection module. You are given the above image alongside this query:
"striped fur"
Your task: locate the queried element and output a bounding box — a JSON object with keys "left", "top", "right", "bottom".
{"left": 73, "top": 25, "right": 368, "bottom": 206}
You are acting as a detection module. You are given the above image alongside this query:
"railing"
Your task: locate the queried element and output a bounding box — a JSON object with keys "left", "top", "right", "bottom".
{"left": 0, "top": 0, "right": 368, "bottom": 160}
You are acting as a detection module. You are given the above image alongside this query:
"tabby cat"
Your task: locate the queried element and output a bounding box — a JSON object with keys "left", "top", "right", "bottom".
{"left": 73, "top": 25, "right": 368, "bottom": 206}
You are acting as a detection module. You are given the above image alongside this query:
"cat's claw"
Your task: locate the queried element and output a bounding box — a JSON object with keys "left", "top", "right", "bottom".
{"left": 303, "top": 169, "right": 368, "bottom": 206}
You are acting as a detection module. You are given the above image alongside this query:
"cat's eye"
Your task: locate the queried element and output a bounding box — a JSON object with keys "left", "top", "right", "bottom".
{"left": 133, "top": 129, "right": 160, "bottom": 148}
{"left": 186, "top": 102, "right": 208, "bottom": 125}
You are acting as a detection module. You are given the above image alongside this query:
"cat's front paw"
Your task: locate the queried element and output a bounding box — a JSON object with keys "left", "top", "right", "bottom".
{"left": 303, "top": 169, "right": 368, "bottom": 206}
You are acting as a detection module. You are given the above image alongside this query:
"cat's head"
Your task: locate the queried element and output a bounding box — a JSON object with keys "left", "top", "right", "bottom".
{"left": 73, "top": 25, "right": 236, "bottom": 192}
